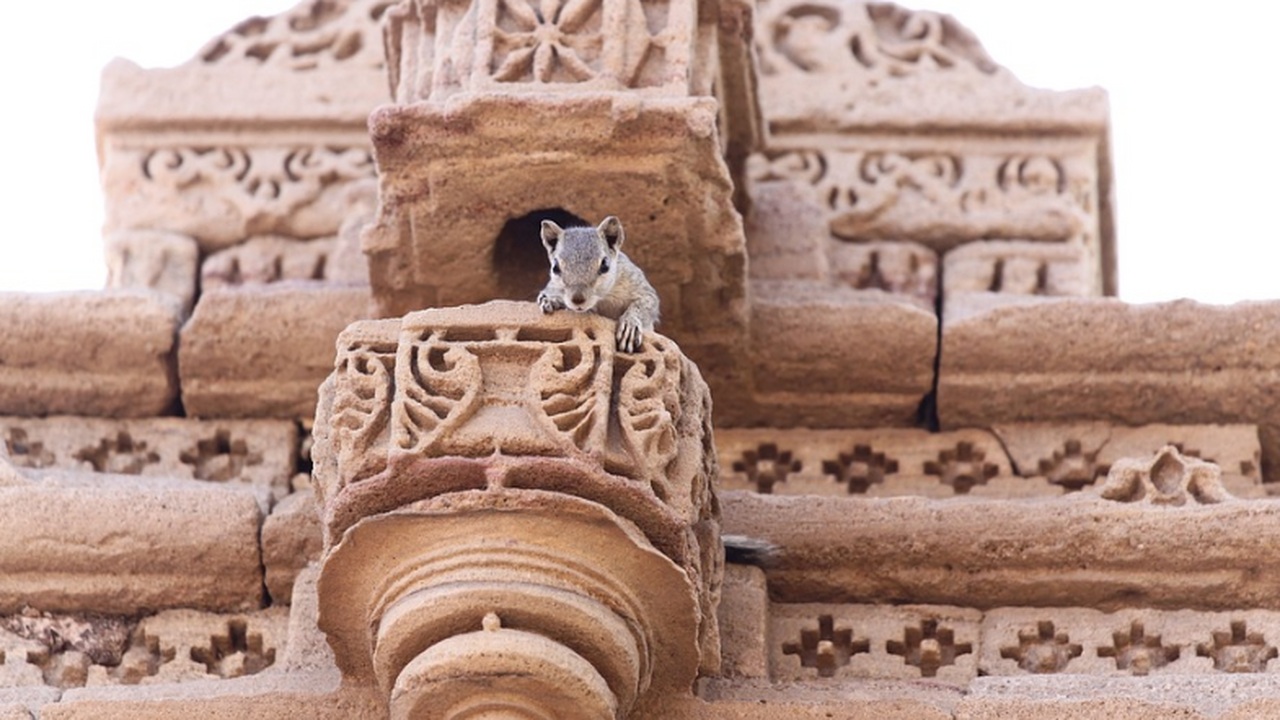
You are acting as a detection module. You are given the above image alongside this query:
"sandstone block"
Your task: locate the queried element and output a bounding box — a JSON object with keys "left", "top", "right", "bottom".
{"left": 692, "top": 677, "right": 957, "bottom": 718}
{"left": 981, "top": 607, "right": 1280, "bottom": 677}
{"left": 201, "top": 236, "right": 337, "bottom": 292}
{"left": 0, "top": 477, "right": 262, "bottom": 614}
{"left": 105, "top": 231, "right": 200, "bottom": 317}
{"left": 0, "top": 291, "right": 180, "bottom": 418}
{"left": 957, "top": 674, "right": 1280, "bottom": 720}
{"left": 944, "top": 239, "right": 1094, "bottom": 298}
{"left": 44, "top": 671, "right": 379, "bottom": 720}
{"left": 938, "top": 298, "right": 1280, "bottom": 482}
{"left": 721, "top": 491, "right": 1280, "bottom": 611}
{"left": 717, "top": 566, "right": 769, "bottom": 678}
{"left": 0, "top": 417, "right": 297, "bottom": 509}
{"left": 770, "top": 603, "right": 981, "bottom": 685}
{"left": 992, "top": 422, "right": 1263, "bottom": 497}
{"left": 179, "top": 286, "right": 373, "bottom": 418}
{"left": 262, "top": 490, "right": 323, "bottom": 605}
{"left": 744, "top": 281, "right": 936, "bottom": 427}
{"left": 717, "top": 427, "right": 1040, "bottom": 498}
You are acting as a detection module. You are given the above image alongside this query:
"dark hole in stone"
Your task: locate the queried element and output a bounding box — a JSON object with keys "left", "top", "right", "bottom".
{"left": 493, "top": 208, "right": 589, "bottom": 302}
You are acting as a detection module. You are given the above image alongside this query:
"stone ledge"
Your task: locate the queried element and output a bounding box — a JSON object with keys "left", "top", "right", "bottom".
{"left": 0, "top": 291, "right": 180, "bottom": 418}
{"left": 178, "top": 285, "right": 373, "bottom": 419}
{"left": 0, "top": 477, "right": 262, "bottom": 614}
{"left": 721, "top": 491, "right": 1280, "bottom": 610}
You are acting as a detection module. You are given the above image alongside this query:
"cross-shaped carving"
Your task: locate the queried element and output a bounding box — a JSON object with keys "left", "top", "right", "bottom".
{"left": 886, "top": 619, "right": 972, "bottom": 677}
{"left": 179, "top": 428, "right": 264, "bottom": 482}
{"left": 1037, "top": 439, "right": 1108, "bottom": 491}
{"left": 999, "top": 620, "right": 1082, "bottom": 674}
{"left": 73, "top": 432, "right": 160, "bottom": 475}
{"left": 1097, "top": 621, "right": 1179, "bottom": 675}
{"left": 822, "top": 444, "right": 898, "bottom": 494}
{"left": 781, "top": 614, "right": 869, "bottom": 678}
{"left": 1196, "top": 621, "right": 1278, "bottom": 673}
{"left": 732, "top": 442, "right": 802, "bottom": 494}
{"left": 189, "top": 619, "right": 276, "bottom": 679}
{"left": 923, "top": 441, "right": 998, "bottom": 494}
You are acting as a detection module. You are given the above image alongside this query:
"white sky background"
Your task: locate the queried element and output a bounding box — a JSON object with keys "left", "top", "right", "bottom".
{"left": 0, "top": 1, "right": 1276, "bottom": 303}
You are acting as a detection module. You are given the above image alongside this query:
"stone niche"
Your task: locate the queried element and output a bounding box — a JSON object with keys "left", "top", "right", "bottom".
{"left": 311, "top": 301, "right": 722, "bottom": 718}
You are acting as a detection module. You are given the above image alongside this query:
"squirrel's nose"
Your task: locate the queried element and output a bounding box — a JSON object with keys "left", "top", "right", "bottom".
{"left": 571, "top": 292, "right": 586, "bottom": 305}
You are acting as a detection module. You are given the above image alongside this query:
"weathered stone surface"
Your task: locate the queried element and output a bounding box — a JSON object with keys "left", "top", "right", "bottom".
{"left": 691, "top": 678, "right": 958, "bottom": 718}
{"left": 717, "top": 427, "right": 1029, "bottom": 498}
{"left": 313, "top": 301, "right": 721, "bottom": 716}
{"left": 42, "top": 672, "right": 380, "bottom": 720}
{"left": 939, "top": 298, "right": 1280, "bottom": 482}
{"left": 202, "top": 236, "right": 337, "bottom": 292}
{"left": 0, "top": 477, "right": 262, "bottom": 614}
{"left": 0, "top": 417, "right": 297, "bottom": 510}
{"left": 957, "top": 675, "right": 1280, "bottom": 720}
{"left": 0, "top": 292, "right": 179, "bottom": 418}
{"left": 96, "top": 0, "right": 389, "bottom": 252}
{"left": 721, "top": 491, "right": 1280, "bottom": 611}
{"left": 771, "top": 604, "right": 980, "bottom": 684}
{"left": 944, "top": 240, "right": 1093, "bottom": 298}
{"left": 717, "top": 566, "right": 768, "bottom": 678}
{"left": 262, "top": 490, "right": 323, "bottom": 605}
{"left": 992, "top": 422, "right": 1264, "bottom": 497}
{"left": 105, "top": 231, "right": 200, "bottom": 316}
{"left": 982, "top": 607, "right": 1280, "bottom": 677}
{"left": 749, "top": 0, "right": 1115, "bottom": 294}
{"left": 179, "top": 286, "right": 373, "bottom": 419}
{"left": 742, "top": 282, "right": 936, "bottom": 427}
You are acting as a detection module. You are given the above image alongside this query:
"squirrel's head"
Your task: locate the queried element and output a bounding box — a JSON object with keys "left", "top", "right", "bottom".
{"left": 540, "top": 216, "right": 623, "bottom": 312}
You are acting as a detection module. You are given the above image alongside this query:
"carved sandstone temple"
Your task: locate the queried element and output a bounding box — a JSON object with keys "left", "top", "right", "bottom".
{"left": 5, "top": 1, "right": 1280, "bottom": 718}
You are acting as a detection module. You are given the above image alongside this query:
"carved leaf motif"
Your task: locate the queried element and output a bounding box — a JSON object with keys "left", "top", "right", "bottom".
{"left": 612, "top": 341, "right": 682, "bottom": 484}
{"left": 533, "top": 334, "right": 607, "bottom": 453}
{"left": 332, "top": 344, "right": 397, "bottom": 483}
{"left": 392, "top": 335, "right": 483, "bottom": 454}
{"left": 140, "top": 146, "right": 375, "bottom": 219}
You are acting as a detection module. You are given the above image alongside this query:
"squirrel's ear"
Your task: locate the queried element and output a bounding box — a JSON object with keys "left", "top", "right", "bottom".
{"left": 540, "top": 220, "right": 563, "bottom": 252}
{"left": 598, "top": 216, "right": 624, "bottom": 251}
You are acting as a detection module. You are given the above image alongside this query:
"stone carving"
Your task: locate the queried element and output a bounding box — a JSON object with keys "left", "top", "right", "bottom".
{"left": 822, "top": 443, "right": 898, "bottom": 494}
{"left": 1038, "top": 439, "right": 1109, "bottom": 492}
{"left": 923, "top": 441, "right": 999, "bottom": 494}
{"left": 0, "top": 417, "right": 296, "bottom": 503}
{"left": 998, "top": 621, "right": 1081, "bottom": 674}
{"left": 105, "top": 230, "right": 201, "bottom": 316}
{"left": 780, "top": 614, "right": 869, "bottom": 678}
{"left": 1099, "top": 446, "right": 1230, "bottom": 506}
{"left": 313, "top": 301, "right": 721, "bottom": 716}
{"left": 1196, "top": 621, "right": 1278, "bottom": 673}
{"left": 143, "top": 146, "right": 373, "bottom": 223}
{"left": 757, "top": 0, "right": 996, "bottom": 80}
{"left": 885, "top": 618, "right": 972, "bottom": 678}
{"left": 748, "top": 147, "right": 1097, "bottom": 250}
{"left": 732, "top": 443, "right": 803, "bottom": 494}
{"left": 198, "top": 0, "right": 392, "bottom": 71}
{"left": 386, "top": 0, "right": 698, "bottom": 101}
{"left": 1097, "top": 621, "right": 1179, "bottom": 676}
{"left": 202, "top": 236, "right": 338, "bottom": 291}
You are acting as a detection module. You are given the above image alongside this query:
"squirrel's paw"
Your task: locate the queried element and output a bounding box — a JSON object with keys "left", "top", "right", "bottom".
{"left": 537, "top": 292, "right": 563, "bottom": 314}
{"left": 616, "top": 317, "right": 644, "bottom": 353}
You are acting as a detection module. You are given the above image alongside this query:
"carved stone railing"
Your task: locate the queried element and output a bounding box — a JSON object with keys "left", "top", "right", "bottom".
{"left": 311, "top": 300, "right": 721, "bottom": 718}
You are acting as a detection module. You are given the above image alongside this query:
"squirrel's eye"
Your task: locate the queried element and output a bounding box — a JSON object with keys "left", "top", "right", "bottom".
{"left": 598, "top": 259, "right": 609, "bottom": 275}
{"left": 552, "top": 262, "right": 561, "bottom": 275}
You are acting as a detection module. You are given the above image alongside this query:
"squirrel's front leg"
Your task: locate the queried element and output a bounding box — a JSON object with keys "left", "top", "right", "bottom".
{"left": 615, "top": 307, "right": 648, "bottom": 353}
{"left": 537, "top": 290, "right": 565, "bottom": 314}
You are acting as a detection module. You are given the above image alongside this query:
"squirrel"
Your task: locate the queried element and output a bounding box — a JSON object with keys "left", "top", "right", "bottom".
{"left": 537, "top": 216, "right": 660, "bottom": 353}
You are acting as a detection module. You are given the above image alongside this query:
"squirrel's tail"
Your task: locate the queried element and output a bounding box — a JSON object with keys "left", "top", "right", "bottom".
{"left": 723, "top": 534, "right": 779, "bottom": 568}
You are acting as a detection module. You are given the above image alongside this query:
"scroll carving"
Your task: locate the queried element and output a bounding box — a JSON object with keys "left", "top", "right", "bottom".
{"left": 198, "top": 0, "right": 393, "bottom": 71}
{"left": 331, "top": 341, "right": 398, "bottom": 483}
{"left": 758, "top": 0, "right": 998, "bottom": 80}
{"left": 749, "top": 147, "right": 1094, "bottom": 246}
